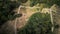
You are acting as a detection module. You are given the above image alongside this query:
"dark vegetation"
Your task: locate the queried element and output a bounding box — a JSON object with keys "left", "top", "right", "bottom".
{"left": 0, "top": 0, "right": 28, "bottom": 26}
{"left": 0, "top": 0, "right": 28, "bottom": 34}
{"left": 18, "top": 12, "right": 53, "bottom": 34}
{"left": 0, "top": 0, "right": 18, "bottom": 26}
{"left": 30, "top": 0, "right": 60, "bottom": 7}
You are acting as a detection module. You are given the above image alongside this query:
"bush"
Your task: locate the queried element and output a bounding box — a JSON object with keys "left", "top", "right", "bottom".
{"left": 18, "top": 12, "right": 53, "bottom": 34}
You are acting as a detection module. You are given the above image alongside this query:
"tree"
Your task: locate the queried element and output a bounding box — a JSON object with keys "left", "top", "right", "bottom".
{"left": 18, "top": 0, "right": 28, "bottom": 3}
{"left": 0, "top": 0, "right": 28, "bottom": 34}
{"left": 0, "top": 0, "right": 28, "bottom": 26}
{"left": 30, "top": 0, "right": 60, "bottom": 7}
{"left": 18, "top": 12, "right": 52, "bottom": 34}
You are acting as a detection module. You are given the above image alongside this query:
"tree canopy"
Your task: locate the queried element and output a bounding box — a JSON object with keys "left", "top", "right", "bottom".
{"left": 30, "top": 0, "right": 60, "bottom": 7}
{"left": 18, "top": 12, "right": 53, "bottom": 34}
{"left": 0, "top": 0, "right": 28, "bottom": 26}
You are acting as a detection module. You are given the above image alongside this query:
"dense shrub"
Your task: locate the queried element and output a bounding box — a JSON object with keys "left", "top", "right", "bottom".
{"left": 30, "top": 0, "right": 60, "bottom": 7}
{"left": 18, "top": 12, "right": 53, "bottom": 34}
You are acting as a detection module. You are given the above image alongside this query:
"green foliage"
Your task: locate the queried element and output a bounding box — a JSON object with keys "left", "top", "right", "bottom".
{"left": 0, "top": 0, "right": 28, "bottom": 34}
{"left": 0, "top": 0, "right": 24, "bottom": 26}
{"left": 30, "top": 0, "right": 60, "bottom": 7}
{"left": 30, "top": 0, "right": 38, "bottom": 7}
{"left": 18, "top": 12, "right": 53, "bottom": 34}
{"left": 18, "top": 0, "right": 28, "bottom": 3}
